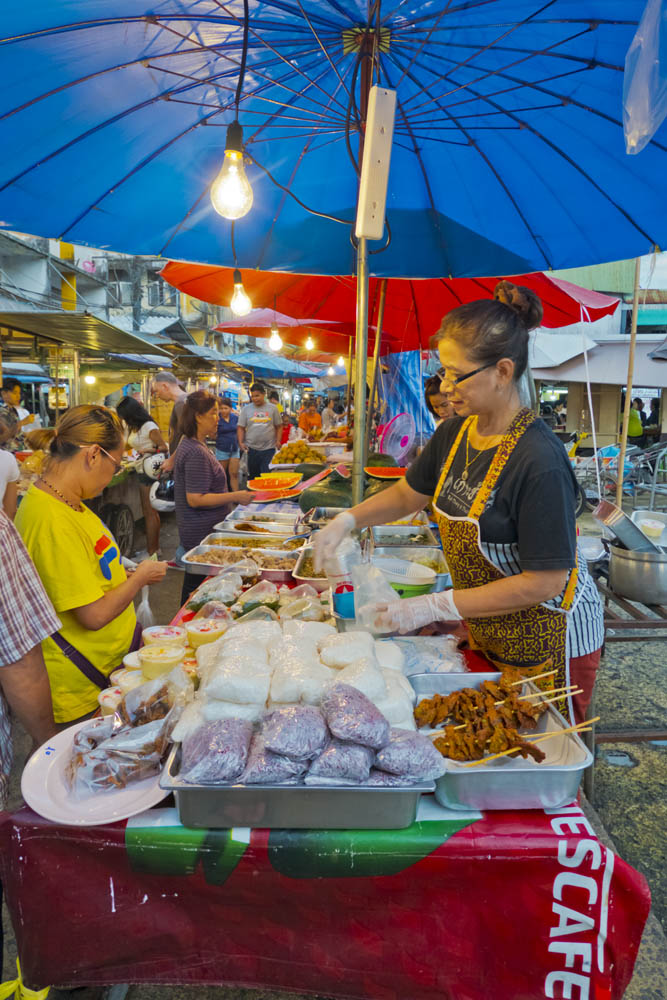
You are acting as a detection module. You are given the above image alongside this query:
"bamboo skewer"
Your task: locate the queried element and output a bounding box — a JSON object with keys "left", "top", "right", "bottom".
{"left": 444, "top": 684, "right": 579, "bottom": 732}
{"left": 461, "top": 717, "right": 600, "bottom": 768}
{"left": 508, "top": 668, "right": 557, "bottom": 686}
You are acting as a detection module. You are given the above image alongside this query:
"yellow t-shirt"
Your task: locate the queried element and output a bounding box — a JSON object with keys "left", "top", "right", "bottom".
{"left": 15, "top": 486, "right": 136, "bottom": 722}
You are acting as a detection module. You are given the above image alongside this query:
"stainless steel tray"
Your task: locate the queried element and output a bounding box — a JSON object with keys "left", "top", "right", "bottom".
{"left": 161, "top": 745, "right": 434, "bottom": 829}
{"left": 592, "top": 499, "right": 661, "bottom": 553}
{"left": 303, "top": 506, "right": 350, "bottom": 527}
{"left": 371, "top": 525, "right": 438, "bottom": 547}
{"left": 207, "top": 521, "right": 309, "bottom": 538}
{"left": 409, "top": 673, "right": 592, "bottom": 811}
{"left": 199, "top": 531, "right": 306, "bottom": 551}
{"left": 384, "top": 512, "right": 430, "bottom": 527}
{"left": 371, "top": 545, "right": 450, "bottom": 591}
{"left": 631, "top": 509, "right": 667, "bottom": 549}
{"left": 293, "top": 546, "right": 330, "bottom": 593}
{"left": 182, "top": 544, "right": 297, "bottom": 580}
{"left": 222, "top": 510, "right": 297, "bottom": 525}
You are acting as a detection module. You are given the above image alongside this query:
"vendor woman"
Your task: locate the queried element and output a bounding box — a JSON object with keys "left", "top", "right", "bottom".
{"left": 16, "top": 405, "right": 167, "bottom": 725}
{"left": 314, "top": 282, "right": 603, "bottom": 724}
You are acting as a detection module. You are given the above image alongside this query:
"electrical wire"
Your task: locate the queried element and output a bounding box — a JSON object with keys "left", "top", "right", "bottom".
{"left": 247, "top": 152, "right": 352, "bottom": 224}
{"left": 235, "top": 0, "right": 250, "bottom": 115}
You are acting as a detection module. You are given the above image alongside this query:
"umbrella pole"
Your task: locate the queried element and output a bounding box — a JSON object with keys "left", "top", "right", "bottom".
{"left": 352, "top": 237, "right": 369, "bottom": 505}
{"left": 616, "top": 257, "right": 641, "bottom": 508}
{"left": 345, "top": 339, "right": 353, "bottom": 424}
{"left": 364, "top": 277, "right": 387, "bottom": 461}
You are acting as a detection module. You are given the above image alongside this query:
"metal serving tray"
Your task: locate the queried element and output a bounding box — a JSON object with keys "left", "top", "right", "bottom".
{"left": 409, "top": 673, "right": 592, "bottom": 811}
{"left": 209, "top": 521, "right": 309, "bottom": 538}
{"left": 161, "top": 745, "right": 434, "bottom": 829}
{"left": 631, "top": 509, "right": 667, "bottom": 550}
{"left": 371, "top": 524, "right": 438, "bottom": 547}
{"left": 199, "top": 531, "right": 306, "bottom": 551}
{"left": 371, "top": 545, "right": 450, "bottom": 592}
{"left": 222, "top": 510, "right": 298, "bottom": 526}
{"left": 182, "top": 545, "right": 297, "bottom": 581}
{"left": 293, "top": 546, "right": 329, "bottom": 593}
{"left": 304, "top": 506, "right": 350, "bottom": 528}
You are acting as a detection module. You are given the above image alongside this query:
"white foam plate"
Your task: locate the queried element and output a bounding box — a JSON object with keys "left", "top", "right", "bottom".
{"left": 21, "top": 721, "right": 168, "bottom": 826}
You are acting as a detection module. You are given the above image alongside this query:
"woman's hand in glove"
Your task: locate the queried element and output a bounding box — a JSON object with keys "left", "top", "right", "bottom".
{"left": 312, "top": 511, "right": 356, "bottom": 571}
{"left": 368, "top": 590, "right": 462, "bottom": 634}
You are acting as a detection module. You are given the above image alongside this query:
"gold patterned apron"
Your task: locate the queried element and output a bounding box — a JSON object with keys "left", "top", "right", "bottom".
{"left": 433, "top": 408, "right": 578, "bottom": 721}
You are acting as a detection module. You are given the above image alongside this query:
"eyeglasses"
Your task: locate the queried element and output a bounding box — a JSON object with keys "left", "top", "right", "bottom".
{"left": 439, "top": 362, "right": 496, "bottom": 393}
{"left": 98, "top": 445, "right": 122, "bottom": 474}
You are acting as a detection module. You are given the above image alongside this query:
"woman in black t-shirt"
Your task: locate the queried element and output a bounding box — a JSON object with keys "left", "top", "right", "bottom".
{"left": 314, "top": 281, "right": 603, "bottom": 724}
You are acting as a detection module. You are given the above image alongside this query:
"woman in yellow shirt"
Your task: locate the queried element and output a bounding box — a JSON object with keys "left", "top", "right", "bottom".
{"left": 16, "top": 406, "right": 167, "bottom": 725}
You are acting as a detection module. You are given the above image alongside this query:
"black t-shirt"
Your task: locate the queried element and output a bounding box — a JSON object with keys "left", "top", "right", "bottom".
{"left": 406, "top": 416, "right": 577, "bottom": 572}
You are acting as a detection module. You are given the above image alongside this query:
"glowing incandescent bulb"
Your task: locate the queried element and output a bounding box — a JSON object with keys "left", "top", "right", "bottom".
{"left": 327, "top": 366, "right": 335, "bottom": 375}
{"left": 84, "top": 374, "right": 96, "bottom": 385}
{"left": 210, "top": 121, "right": 253, "bottom": 220}
{"left": 305, "top": 336, "right": 314, "bottom": 351}
{"left": 230, "top": 268, "right": 252, "bottom": 316}
{"left": 337, "top": 356, "right": 345, "bottom": 367}
{"left": 268, "top": 327, "right": 283, "bottom": 351}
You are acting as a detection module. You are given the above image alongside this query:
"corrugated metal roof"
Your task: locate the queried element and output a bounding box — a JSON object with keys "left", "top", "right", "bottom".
{"left": 0, "top": 311, "right": 171, "bottom": 357}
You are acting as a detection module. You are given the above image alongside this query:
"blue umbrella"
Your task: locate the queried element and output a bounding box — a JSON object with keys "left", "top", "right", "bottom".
{"left": 223, "top": 350, "right": 327, "bottom": 379}
{"left": 0, "top": 1, "right": 665, "bottom": 277}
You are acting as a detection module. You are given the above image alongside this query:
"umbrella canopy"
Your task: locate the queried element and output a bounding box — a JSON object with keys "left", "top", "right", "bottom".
{"left": 221, "top": 350, "right": 326, "bottom": 379}
{"left": 162, "top": 263, "right": 620, "bottom": 353}
{"left": 0, "top": 3, "right": 666, "bottom": 277}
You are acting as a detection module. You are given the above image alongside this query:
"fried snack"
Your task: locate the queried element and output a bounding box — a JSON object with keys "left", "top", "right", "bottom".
{"left": 414, "top": 672, "right": 547, "bottom": 731}
{"left": 434, "top": 723, "right": 546, "bottom": 764}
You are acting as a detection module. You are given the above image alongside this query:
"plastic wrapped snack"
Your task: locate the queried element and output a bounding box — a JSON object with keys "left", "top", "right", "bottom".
{"left": 307, "top": 738, "right": 375, "bottom": 783}
{"left": 384, "top": 669, "right": 417, "bottom": 705}
{"left": 117, "top": 665, "right": 191, "bottom": 728}
{"left": 278, "top": 583, "right": 319, "bottom": 606}
{"left": 232, "top": 580, "right": 280, "bottom": 616}
{"left": 200, "top": 658, "right": 272, "bottom": 705}
{"left": 270, "top": 660, "right": 335, "bottom": 706}
{"left": 283, "top": 620, "right": 336, "bottom": 643}
{"left": 262, "top": 705, "right": 328, "bottom": 760}
{"left": 321, "top": 683, "right": 391, "bottom": 750}
{"left": 186, "top": 618, "right": 231, "bottom": 648}
{"left": 218, "top": 620, "right": 282, "bottom": 650}
{"left": 193, "top": 601, "right": 236, "bottom": 622}
{"left": 241, "top": 733, "right": 308, "bottom": 785}
{"left": 201, "top": 700, "right": 265, "bottom": 724}
{"left": 208, "top": 636, "right": 268, "bottom": 666}
{"left": 233, "top": 606, "right": 279, "bottom": 624}
{"left": 319, "top": 631, "right": 375, "bottom": 668}
{"left": 278, "top": 597, "right": 324, "bottom": 622}
{"left": 335, "top": 658, "right": 387, "bottom": 701}
{"left": 269, "top": 637, "right": 319, "bottom": 668}
{"left": 375, "top": 728, "right": 447, "bottom": 780}
{"left": 180, "top": 718, "right": 253, "bottom": 784}
{"left": 171, "top": 701, "right": 205, "bottom": 743}
{"left": 68, "top": 717, "right": 173, "bottom": 798}
{"left": 71, "top": 715, "right": 118, "bottom": 753}
{"left": 374, "top": 640, "right": 406, "bottom": 673}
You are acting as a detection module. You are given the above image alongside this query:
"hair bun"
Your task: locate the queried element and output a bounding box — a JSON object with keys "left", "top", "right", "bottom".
{"left": 493, "top": 281, "right": 543, "bottom": 331}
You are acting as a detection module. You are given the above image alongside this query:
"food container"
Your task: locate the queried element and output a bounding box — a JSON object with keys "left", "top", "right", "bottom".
{"left": 409, "top": 673, "right": 592, "bottom": 811}
{"left": 592, "top": 499, "right": 661, "bottom": 553}
{"left": 303, "top": 506, "right": 350, "bottom": 528}
{"left": 142, "top": 625, "right": 187, "bottom": 647}
{"left": 109, "top": 668, "right": 144, "bottom": 694}
{"left": 98, "top": 687, "right": 123, "bottom": 716}
{"left": 161, "top": 746, "right": 433, "bottom": 829}
{"left": 370, "top": 524, "right": 438, "bottom": 547}
{"left": 631, "top": 509, "right": 667, "bottom": 547}
{"left": 185, "top": 619, "right": 230, "bottom": 648}
{"left": 293, "top": 546, "right": 330, "bottom": 593}
{"left": 386, "top": 512, "right": 430, "bottom": 527}
{"left": 199, "top": 531, "right": 306, "bottom": 551}
{"left": 608, "top": 542, "right": 667, "bottom": 605}
{"left": 371, "top": 556, "right": 436, "bottom": 597}
{"left": 139, "top": 644, "right": 185, "bottom": 679}
{"left": 212, "top": 520, "right": 310, "bottom": 538}
{"left": 222, "top": 510, "right": 298, "bottom": 526}
{"left": 371, "top": 545, "right": 451, "bottom": 591}
{"left": 182, "top": 545, "right": 296, "bottom": 582}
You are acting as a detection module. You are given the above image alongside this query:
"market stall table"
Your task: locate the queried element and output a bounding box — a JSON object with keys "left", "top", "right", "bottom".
{"left": 0, "top": 798, "right": 649, "bottom": 1000}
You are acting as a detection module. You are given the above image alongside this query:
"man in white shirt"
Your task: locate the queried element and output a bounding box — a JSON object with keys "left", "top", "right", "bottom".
{"left": 237, "top": 382, "right": 282, "bottom": 478}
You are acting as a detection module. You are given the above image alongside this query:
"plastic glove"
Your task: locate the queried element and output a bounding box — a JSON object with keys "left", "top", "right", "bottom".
{"left": 312, "top": 511, "right": 356, "bottom": 571}
{"left": 367, "top": 590, "right": 462, "bottom": 635}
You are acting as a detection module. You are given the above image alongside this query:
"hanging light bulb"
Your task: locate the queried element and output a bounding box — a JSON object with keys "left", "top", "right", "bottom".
{"left": 327, "top": 366, "right": 335, "bottom": 375}
{"left": 230, "top": 268, "right": 251, "bottom": 316}
{"left": 305, "top": 336, "right": 314, "bottom": 351}
{"left": 337, "top": 356, "right": 345, "bottom": 367}
{"left": 84, "top": 374, "right": 96, "bottom": 385}
{"left": 210, "top": 121, "right": 254, "bottom": 220}
{"left": 268, "top": 326, "right": 283, "bottom": 352}
{"left": 209, "top": 375, "right": 218, "bottom": 384}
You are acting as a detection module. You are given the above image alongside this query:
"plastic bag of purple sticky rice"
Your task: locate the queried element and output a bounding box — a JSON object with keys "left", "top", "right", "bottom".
{"left": 180, "top": 718, "right": 253, "bottom": 784}
{"left": 374, "top": 728, "right": 447, "bottom": 780}
{"left": 262, "top": 705, "right": 328, "bottom": 760}
{"left": 241, "top": 733, "right": 308, "bottom": 785}
{"left": 306, "top": 738, "right": 375, "bottom": 784}
{"left": 320, "top": 683, "right": 391, "bottom": 750}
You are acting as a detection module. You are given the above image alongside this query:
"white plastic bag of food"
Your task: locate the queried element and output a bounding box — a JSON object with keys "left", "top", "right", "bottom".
{"left": 278, "top": 583, "right": 319, "bottom": 605}
{"left": 334, "top": 658, "right": 387, "bottom": 701}
{"left": 171, "top": 701, "right": 206, "bottom": 743}
{"left": 219, "top": 620, "right": 282, "bottom": 649}
{"left": 382, "top": 668, "right": 416, "bottom": 705}
{"left": 352, "top": 564, "right": 398, "bottom": 634}
{"left": 201, "top": 700, "right": 265, "bottom": 724}
{"left": 374, "top": 640, "right": 406, "bottom": 673}
{"left": 200, "top": 658, "right": 272, "bottom": 705}
{"left": 283, "top": 620, "right": 336, "bottom": 643}
{"left": 270, "top": 660, "right": 335, "bottom": 706}
{"left": 278, "top": 597, "right": 324, "bottom": 622}
{"left": 319, "top": 631, "right": 375, "bottom": 668}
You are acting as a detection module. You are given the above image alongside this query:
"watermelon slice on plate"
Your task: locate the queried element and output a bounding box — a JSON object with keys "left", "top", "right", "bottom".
{"left": 249, "top": 465, "right": 339, "bottom": 503}
{"left": 364, "top": 466, "right": 407, "bottom": 479}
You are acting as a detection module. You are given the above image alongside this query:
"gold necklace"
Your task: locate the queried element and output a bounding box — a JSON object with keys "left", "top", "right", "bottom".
{"left": 39, "top": 477, "right": 83, "bottom": 512}
{"left": 461, "top": 429, "right": 486, "bottom": 483}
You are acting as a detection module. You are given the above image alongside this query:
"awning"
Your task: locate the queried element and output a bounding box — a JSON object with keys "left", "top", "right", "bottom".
{"left": 222, "top": 351, "right": 327, "bottom": 379}
{"left": 0, "top": 311, "right": 171, "bottom": 357}
{"left": 532, "top": 341, "right": 667, "bottom": 387}
{"left": 637, "top": 306, "right": 667, "bottom": 327}
{"left": 529, "top": 331, "right": 598, "bottom": 369}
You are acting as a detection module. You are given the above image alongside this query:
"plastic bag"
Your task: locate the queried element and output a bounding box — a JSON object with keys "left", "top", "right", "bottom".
{"left": 270, "top": 660, "right": 335, "bottom": 706}
{"left": 365, "top": 769, "right": 416, "bottom": 787}
{"left": 352, "top": 563, "right": 398, "bottom": 634}
{"left": 262, "top": 705, "right": 328, "bottom": 760}
{"left": 374, "top": 640, "right": 406, "bottom": 672}
{"left": 321, "top": 683, "right": 391, "bottom": 750}
{"left": 233, "top": 606, "right": 279, "bottom": 623}
{"left": 67, "top": 715, "right": 174, "bottom": 798}
{"left": 375, "top": 728, "right": 446, "bottom": 780}
{"left": 232, "top": 580, "right": 280, "bottom": 616}
{"left": 180, "top": 718, "right": 253, "bottom": 784}
{"left": 623, "top": 0, "right": 667, "bottom": 154}
{"left": 116, "top": 665, "right": 191, "bottom": 728}
{"left": 392, "top": 635, "right": 464, "bottom": 675}
{"left": 279, "top": 583, "right": 319, "bottom": 605}
{"left": 201, "top": 700, "right": 265, "bottom": 724}
{"left": 241, "top": 733, "right": 308, "bottom": 784}
{"left": 194, "top": 601, "right": 236, "bottom": 621}
{"left": 218, "top": 619, "right": 282, "bottom": 649}
{"left": 307, "top": 738, "right": 375, "bottom": 783}
{"left": 278, "top": 597, "right": 324, "bottom": 622}
{"left": 171, "top": 701, "right": 205, "bottom": 743}
{"left": 135, "top": 585, "right": 155, "bottom": 628}
{"left": 335, "top": 658, "right": 387, "bottom": 700}
{"left": 201, "top": 656, "right": 272, "bottom": 705}
{"left": 319, "top": 631, "right": 375, "bottom": 668}
{"left": 283, "top": 620, "right": 336, "bottom": 643}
